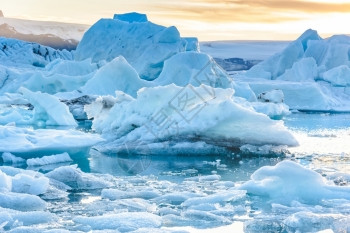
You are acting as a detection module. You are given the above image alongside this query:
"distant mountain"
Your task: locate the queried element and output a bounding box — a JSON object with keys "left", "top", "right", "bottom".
{"left": 0, "top": 13, "right": 89, "bottom": 50}
{"left": 200, "top": 41, "right": 289, "bottom": 72}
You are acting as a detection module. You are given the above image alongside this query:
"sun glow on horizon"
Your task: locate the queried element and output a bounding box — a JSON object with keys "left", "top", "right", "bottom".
{"left": 1, "top": 0, "right": 350, "bottom": 41}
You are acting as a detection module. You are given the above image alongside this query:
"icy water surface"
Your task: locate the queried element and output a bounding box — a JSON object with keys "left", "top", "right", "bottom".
{"left": 0, "top": 113, "right": 349, "bottom": 232}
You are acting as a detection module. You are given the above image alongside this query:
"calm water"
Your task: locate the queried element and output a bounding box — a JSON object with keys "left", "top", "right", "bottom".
{"left": 1, "top": 112, "right": 349, "bottom": 232}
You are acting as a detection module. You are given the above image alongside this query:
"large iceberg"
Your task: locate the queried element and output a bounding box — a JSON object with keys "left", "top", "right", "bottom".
{"left": 86, "top": 84, "right": 297, "bottom": 153}
{"left": 238, "top": 29, "right": 350, "bottom": 111}
{"left": 75, "top": 13, "right": 197, "bottom": 81}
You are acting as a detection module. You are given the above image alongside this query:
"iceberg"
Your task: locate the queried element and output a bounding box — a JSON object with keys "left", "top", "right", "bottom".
{"left": 75, "top": 13, "right": 196, "bottom": 80}
{"left": 0, "top": 37, "right": 72, "bottom": 67}
{"left": 240, "top": 160, "right": 350, "bottom": 205}
{"left": 87, "top": 84, "right": 297, "bottom": 153}
{"left": 239, "top": 29, "right": 350, "bottom": 111}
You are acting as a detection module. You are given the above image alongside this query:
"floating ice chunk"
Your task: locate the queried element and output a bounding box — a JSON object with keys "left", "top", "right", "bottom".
{"left": 19, "top": 87, "right": 77, "bottom": 126}
{"left": 254, "top": 89, "right": 290, "bottom": 119}
{"left": 113, "top": 12, "right": 148, "bottom": 23}
{"left": 251, "top": 102, "right": 290, "bottom": 120}
{"left": 0, "top": 170, "right": 12, "bottom": 191}
{"left": 240, "top": 160, "right": 350, "bottom": 205}
{"left": 81, "top": 56, "right": 151, "bottom": 97}
{"left": 257, "top": 89, "right": 284, "bottom": 103}
{"left": 1, "top": 152, "right": 25, "bottom": 164}
{"left": 0, "top": 192, "right": 46, "bottom": 211}
{"left": 11, "top": 173, "right": 49, "bottom": 195}
{"left": 283, "top": 211, "right": 343, "bottom": 232}
{"left": 26, "top": 152, "right": 72, "bottom": 167}
{"left": 182, "top": 190, "right": 246, "bottom": 208}
{"left": 101, "top": 188, "right": 161, "bottom": 200}
{"left": 183, "top": 209, "right": 230, "bottom": 224}
{"left": 46, "top": 165, "right": 112, "bottom": 190}
{"left": 154, "top": 192, "right": 203, "bottom": 205}
{"left": 0, "top": 125, "right": 103, "bottom": 153}
{"left": 0, "top": 166, "right": 49, "bottom": 195}
{"left": 185, "top": 174, "right": 221, "bottom": 182}
{"left": 74, "top": 212, "right": 162, "bottom": 231}
{"left": 0, "top": 208, "right": 54, "bottom": 230}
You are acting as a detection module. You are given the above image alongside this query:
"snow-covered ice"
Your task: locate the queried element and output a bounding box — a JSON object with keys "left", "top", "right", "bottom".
{"left": 0, "top": 125, "right": 103, "bottom": 154}
{"left": 46, "top": 165, "right": 112, "bottom": 190}
{"left": 0, "top": 37, "right": 72, "bottom": 67}
{"left": 26, "top": 152, "right": 73, "bottom": 167}
{"left": 86, "top": 84, "right": 297, "bottom": 153}
{"left": 19, "top": 87, "right": 77, "bottom": 126}
{"left": 81, "top": 56, "right": 151, "bottom": 97}
{"left": 237, "top": 29, "right": 350, "bottom": 111}
{"left": 75, "top": 13, "right": 196, "bottom": 81}
{"left": 240, "top": 160, "right": 350, "bottom": 204}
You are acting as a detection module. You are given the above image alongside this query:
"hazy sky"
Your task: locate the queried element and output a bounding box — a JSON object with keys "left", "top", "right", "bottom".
{"left": 2, "top": 0, "right": 350, "bottom": 41}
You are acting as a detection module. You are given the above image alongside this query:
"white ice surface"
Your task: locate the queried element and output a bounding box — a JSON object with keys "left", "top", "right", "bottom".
{"left": 75, "top": 14, "right": 195, "bottom": 81}
{"left": 240, "top": 160, "right": 350, "bottom": 205}
{"left": 1, "top": 152, "right": 25, "bottom": 164}
{"left": 238, "top": 29, "right": 350, "bottom": 111}
{"left": 74, "top": 212, "right": 162, "bottom": 231}
{"left": 87, "top": 84, "right": 297, "bottom": 152}
{"left": 19, "top": 87, "right": 77, "bottom": 126}
{"left": 26, "top": 152, "right": 73, "bottom": 167}
{"left": 0, "top": 125, "right": 104, "bottom": 153}
{"left": 46, "top": 165, "right": 112, "bottom": 190}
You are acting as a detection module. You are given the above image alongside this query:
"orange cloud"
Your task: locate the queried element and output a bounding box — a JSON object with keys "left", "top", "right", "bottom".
{"left": 144, "top": 0, "right": 350, "bottom": 23}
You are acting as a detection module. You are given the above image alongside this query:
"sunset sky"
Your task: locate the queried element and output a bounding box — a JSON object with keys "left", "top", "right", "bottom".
{"left": 2, "top": 0, "right": 350, "bottom": 41}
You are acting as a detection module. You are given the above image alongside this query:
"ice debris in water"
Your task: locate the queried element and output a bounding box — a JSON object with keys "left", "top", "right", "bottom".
{"left": 26, "top": 152, "right": 73, "bottom": 167}
{"left": 240, "top": 160, "right": 350, "bottom": 205}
